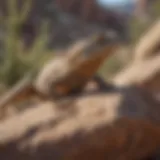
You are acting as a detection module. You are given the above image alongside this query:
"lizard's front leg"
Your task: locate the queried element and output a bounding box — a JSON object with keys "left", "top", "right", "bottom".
{"left": 90, "top": 74, "right": 114, "bottom": 90}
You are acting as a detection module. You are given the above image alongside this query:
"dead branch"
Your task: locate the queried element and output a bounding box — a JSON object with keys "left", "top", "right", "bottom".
{"left": 113, "top": 54, "right": 160, "bottom": 95}
{"left": 134, "top": 20, "right": 160, "bottom": 62}
{"left": 0, "top": 86, "right": 160, "bottom": 160}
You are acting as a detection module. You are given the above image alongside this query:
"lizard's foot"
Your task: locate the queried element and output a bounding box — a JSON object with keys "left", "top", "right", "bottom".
{"left": 89, "top": 74, "right": 114, "bottom": 91}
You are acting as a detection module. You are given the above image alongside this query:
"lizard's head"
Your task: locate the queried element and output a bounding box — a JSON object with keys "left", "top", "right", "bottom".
{"left": 67, "top": 30, "right": 128, "bottom": 64}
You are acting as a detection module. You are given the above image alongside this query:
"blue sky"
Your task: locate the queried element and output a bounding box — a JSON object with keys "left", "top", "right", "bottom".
{"left": 97, "top": 0, "right": 136, "bottom": 14}
{"left": 98, "top": 0, "right": 134, "bottom": 6}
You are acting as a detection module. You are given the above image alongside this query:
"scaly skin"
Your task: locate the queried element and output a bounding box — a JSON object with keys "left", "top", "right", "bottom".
{"left": 0, "top": 32, "right": 126, "bottom": 108}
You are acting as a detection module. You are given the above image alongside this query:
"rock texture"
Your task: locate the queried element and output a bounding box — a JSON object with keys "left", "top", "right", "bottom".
{"left": 0, "top": 86, "right": 160, "bottom": 160}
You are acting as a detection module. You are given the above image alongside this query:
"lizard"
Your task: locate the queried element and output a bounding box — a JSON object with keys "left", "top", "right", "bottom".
{"left": 0, "top": 31, "right": 127, "bottom": 109}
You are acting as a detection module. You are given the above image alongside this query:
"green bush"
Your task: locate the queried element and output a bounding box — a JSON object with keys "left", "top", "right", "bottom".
{"left": 0, "top": 0, "right": 52, "bottom": 88}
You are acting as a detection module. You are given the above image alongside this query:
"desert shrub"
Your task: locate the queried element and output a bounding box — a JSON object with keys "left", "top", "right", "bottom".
{"left": 0, "top": 0, "right": 52, "bottom": 88}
